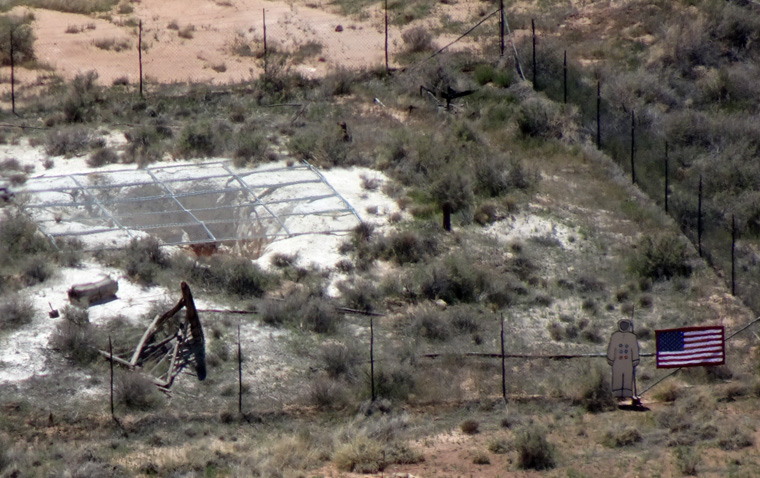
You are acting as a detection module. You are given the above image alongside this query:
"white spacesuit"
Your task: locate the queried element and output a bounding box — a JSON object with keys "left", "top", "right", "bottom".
{"left": 606, "top": 319, "right": 640, "bottom": 399}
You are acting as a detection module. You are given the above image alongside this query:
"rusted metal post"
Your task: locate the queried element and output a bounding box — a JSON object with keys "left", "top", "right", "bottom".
{"left": 499, "top": 0, "right": 504, "bottom": 57}
{"left": 442, "top": 203, "right": 452, "bottom": 232}
{"left": 263, "top": 9, "right": 268, "bottom": 80}
{"left": 9, "top": 30, "right": 15, "bottom": 114}
{"left": 501, "top": 314, "right": 507, "bottom": 404}
{"left": 531, "top": 19, "right": 536, "bottom": 89}
{"left": 384, "top": 0, "right": 389, "bottom": 72}
{"left": 698, "top": 175, "right": 703, "bottom": 257}
{"left": 370, "top": 315, "right": 376, "bottom": 401}
{"left": 109, "top": 335, "right": 115, "bottom": 420}
{"left": 238, "top": 322, "right": 243, "bottom": 415}
{"left": 596, "top": 80, "right": 601, "bottom": 148}
{"left": 631, "top": 110, "right": 636, "bottom": 184}
{"left": 731, "top": 215, "right": 736, "bottom": 296}
{"left": 138, "top": 20, "right": 143, "bottom": 98}
{"left": 664, "top": 142, "right": 669, "bottom": 213}
{"left": 563, "top": 50, "right": 567, "bottom": 104}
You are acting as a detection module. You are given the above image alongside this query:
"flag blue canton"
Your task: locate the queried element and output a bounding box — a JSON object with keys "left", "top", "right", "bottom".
{"left": 658, "top": 330, "right": 684, "bottom": 352}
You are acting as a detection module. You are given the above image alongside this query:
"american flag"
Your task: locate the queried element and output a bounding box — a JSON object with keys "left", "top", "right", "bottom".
{"left": 655, "top": 326, "right": 725, "bottom": 368}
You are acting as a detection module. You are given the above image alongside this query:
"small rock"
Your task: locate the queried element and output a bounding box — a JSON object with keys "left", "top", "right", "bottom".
{"left": 335, "top": 25, "right": 343, "bottom": 32}
{"left": 434, "top": 299, "right": 447, "bottom": 309}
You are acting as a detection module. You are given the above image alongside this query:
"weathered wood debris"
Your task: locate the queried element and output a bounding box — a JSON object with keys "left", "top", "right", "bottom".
{"left": 68, "top": 277, "right": 119, "bottom": 306}
{"left": 99, "top": 281, "right": 206, "bottom": 390}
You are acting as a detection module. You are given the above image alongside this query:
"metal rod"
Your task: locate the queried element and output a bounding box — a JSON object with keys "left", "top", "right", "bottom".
{"left": 139, "top": 20, "right": 143, "bottom": 98}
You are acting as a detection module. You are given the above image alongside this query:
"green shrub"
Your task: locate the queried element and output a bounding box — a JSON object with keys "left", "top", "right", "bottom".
{"left": 0, "top": 13, "right": 35, "bottom": 66}
{"left": 308, "top": 376, "right": 350, "bottom": 410}
{"left": 86, "top": 147, "right": 119, "bottom": 167}
{"left": 375, "top": 364, "right": 415, "bottom": 401}
{"left": 231, "top": 131, "right": 267, "bottom": 167}
{"left": 175, "top": 121, "right": 224, "bottom": 159}
{"left": 319, "top": 342, "right": 361, "bottom": 379}
{"left": 516, "top": 95, "right": 564, "bottom": 139}
{"left": 44, "top": 127, "right": 93, "bottom": 157}
{"left": 515, "top": 426, "right": 556, "bottom": 470}
{"left": 200, "top": 255, "right": 273, "bottom": 298}
{"left": 122, "top": 237, "right": 167, "bottom": 286}
{"left": 20, "top": 254, "right": 53, "bottom": 285}
{"left": 629, "top": 234, "right": 692, "bottom": 281}
{"left": 333, "top": 435, "right": 385, "bottom": 473}
{"left": 0, "top": 295, "right": 34, "bottom": 330}
{"left": 303, "top": 297, "right": 339, "bottom": 334}
{"left": 601, "top": 425, "right": 642, "bottom": 448}
{"left": 115, "top": 371, "right": 163, "bottom": 410}
{"left": 374, "top": 229, "right": 439, "bottom": 265}
{"left": 62, "top": 71, "right": 101, "bottom": 123}
{"left": 401, "top": 26, "right": 433, "bottom": 53}
{"left": 416, "top": 254, "right": 488, "bottom": 304}
{"left": 460, "top": 419, "right": 479, "bottom": 435}
{"left": 123, "top": 121, "right": 172, "bottom": 166}
{"left": 409, "top": 306, "right": 450, "bottom": 341}
{"left": 573, "top": 366, "right": 616, "bottom": 413}
{"left": 50, "top": 320, "right": 99, "bottom": 364}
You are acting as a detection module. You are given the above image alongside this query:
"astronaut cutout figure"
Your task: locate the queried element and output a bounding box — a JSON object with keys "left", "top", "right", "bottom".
{"left": 606, "top": 319, "right": 640, "bottom": 404}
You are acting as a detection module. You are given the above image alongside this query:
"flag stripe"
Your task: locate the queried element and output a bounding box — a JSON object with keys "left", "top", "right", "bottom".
{"left": 656, "top": 326, "right": 725, "bottom": 368}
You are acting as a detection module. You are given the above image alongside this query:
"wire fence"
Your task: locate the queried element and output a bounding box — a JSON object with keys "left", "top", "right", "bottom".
{"left": 0, "top": 2, "right": 505, "bottom": 96}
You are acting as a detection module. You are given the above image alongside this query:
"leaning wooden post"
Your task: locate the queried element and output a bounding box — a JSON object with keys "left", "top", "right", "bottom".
{"left": 563, "top": 50, "right": 567, "bottom": 104}
{"left": 531, "top": 19, "right": 536, "bottom": 89}
{"left": 263, "top": 9, "right": 268, "bottom": 80}
{"left": 499, "top": 0, "right": 504, "bottom": 57}
{"left": 731, "top": 215, "right": 736, "bottom": 296}
{"left": 664, "top": 142, "right": 669, "bottom": 213}
{"left": 501, "top": 314, "right": 507, "bottom": 404}
{"left": 442, "top": 202, "right": 452, "bottom": 232}
{"left": 9, "top": 30, "right": 15, "bottom": 115}
{"left": 596, "top": 80, "right": 601, "bottom": 148}
{"left": 238, "top": 322, "right": 243, "bottom": 415}
{"left": 370, "top": 315, "right": 376, "bottom": 402}
{"left": 631, "top": 109, "right": 636, "bottom": 184}
{"left": 698, "top": 175, "right": 703, "bottom": 258}
{"left": 384, "top": 0, "right": 389, "bottom": 72}
{"left": 138, "top": 20, "right": 143, "bottom": 98}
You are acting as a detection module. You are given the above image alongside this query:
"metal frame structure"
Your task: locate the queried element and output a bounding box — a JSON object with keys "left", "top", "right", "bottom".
{"left": 17, "top": 160, "right": 363, "bottom": 250}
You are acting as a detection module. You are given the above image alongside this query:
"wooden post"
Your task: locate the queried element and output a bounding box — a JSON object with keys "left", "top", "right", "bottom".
{"left": 263, "top": 9, "right": 268, "bottom": 80}
{"left": 631, "top": 110, "right": 636, "bottom": 184}
{"left": 499, "top": 0, "right": 504, "bottom": 57}
{"left": 531, "top": 19, "right": 536, "bottom": 89}
{"left": 563, "top": 50, "right": 567, "bottom": 104}
{"left": 109, "top": 336, "right": 115, "bottom": 420}
{"left": 664, "top": 142, "right": 669, "bottom": 213}
{"left": 698, "top": 175, "right": 703, "bottom": 258}
{"left": 138, "top": 20, "right": 143, "bottom": 98}
{"left": 731, "top": 215, "right": 736, "bottom": 296}
{"left": 384, "top": 0, "right": 389, "bottom": 72}
{"left": 9, "top": 30, "right": 15, "bottom": 115}
{"left": 442, "top": 202, "right": 452, "bottom": 232}
{"left": 596, "top": 80, "right": 601, "bottom": 148}
{"left": 501, "top": 314, "right": 507, "bottom": 404}
{"left": 238, "top": 322, "right": 243, "bottom": 415}
{"left": 370, "top": 315, "right": 376, "bottom": 401}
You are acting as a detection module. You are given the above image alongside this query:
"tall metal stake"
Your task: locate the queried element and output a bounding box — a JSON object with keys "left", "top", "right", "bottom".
{"left": 499, "top": 0, "right": 504, "bottom": 57}
{"left": 238, "top": 323, "right": 243, "bottom": 415}
{"left": 9, "top": 30, "right": 15, "bottom": 115}
{"left": 531, "top": 19, "right": 536, "bottom": 89}
{"left": 370, "top": 315, "right": 376, "bottom": 401}
{"left": 563, "top": 50, "right": 567, "bottom": 104}
{"left": 109, "top": 336, "right": 115, "bottom": 420}
{"left": 596, "top": 81, "right": 601, "bottom": 148}
{"left": 698, "top": 175, "right": 703, "bottom": 258}
{"left": 263, "top": 9, "right": 268, "bottom": 80}
{"left": 384, "top": 0, "right": 389, "bottom": 72}
{"left": 731, "top": 215, "right": 736, "bottom": 296}
{"left": 665, "top": 142, "right": 669, "bottom": 213}
{"left": 631, "top": 110, "right": 636, "bottom": 184}
{"left": 138, "top": 20, "right": 143, "bottom": 98}
{"left": 501, "top": 314, "right": 507, "bottom": 404}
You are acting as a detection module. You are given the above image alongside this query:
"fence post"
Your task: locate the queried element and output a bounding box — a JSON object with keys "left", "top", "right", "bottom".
{"left": 442, "top": 202, "right": 452, "bottom": 231}
{"left": 238, "top": 322, "right": 243, "bottom": 416}
{"left": 384, "top": 0, "right": 389, "bottom": 72}
{"left": 731, "top": 215, "right": 736, "bottom": 296}
{"left": 664, "top": 142, "right": 669, "bottom": 213}
{"left": 370, "top": 315, "right": 376, "bottom": 401}
{"left": 138, "top": 20, "right": 143, "bottom": 98}
{"left": 698, "top": 175, "right": 703, "bottom": 257}
{"left": 596, "top": 80, "right": 601, "bottom": 148}
{"left": 501, "top": 314, "right": 507, "bottom": 404}
{"left": 563, "top": 50, "right": 567, "bottom": 104}
{"left": 531, "top": 19, "right": 536, "bottom": 89}
{"left": 9, "top": 29, "right": 15, "bottom": 115}
{"left": 499, "top": 0, "right": 504, "bottom": 57}
{"left": 263, "top": 9, "right": 268, "bottom": 80}
{"left": 631, "top": 110, "right": 636, "bottom": 184}
{"left": 109, "top": 336, "right": 115, "bottom": 420}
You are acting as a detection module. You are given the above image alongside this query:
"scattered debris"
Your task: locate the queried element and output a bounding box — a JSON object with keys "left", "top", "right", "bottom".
{"left": 99, "top": 281, "right": 206, "bottom": 389}
{"left": 68, "top": 276, "right": 119, "bottom": 307}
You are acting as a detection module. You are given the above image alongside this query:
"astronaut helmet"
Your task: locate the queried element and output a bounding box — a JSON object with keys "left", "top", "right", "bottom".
{"left": 618, "top": 319, "right": 634, "bottom": 333}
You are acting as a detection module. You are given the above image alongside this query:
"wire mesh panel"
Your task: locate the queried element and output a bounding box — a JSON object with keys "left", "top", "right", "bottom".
{"left": 17, "top": 160, "right": 362, "bottom": 251}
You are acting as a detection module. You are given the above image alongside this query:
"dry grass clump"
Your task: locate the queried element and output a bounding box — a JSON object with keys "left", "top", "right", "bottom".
{"left": 572, "top": 366, "right": 616, "bottom": 413}
{"left": 0, "top": 295, "right": 34, "bottom": 331}
{"left": 115, "top": 371, "right": 164, "bottom": 410}
{"left": 44, "top": 126, "right": 94, "bottom": 157}
{"left": 601, "top": 425, "right": 642, "bottom": 448}
{"left": 332, "top": 431, "right": 423, "bottom": 474}
{"left": 460, "top": 419, "right": 479, "bottom": 435}
{"left": 515, "top": 425, "right": 556, "bottom": 470}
